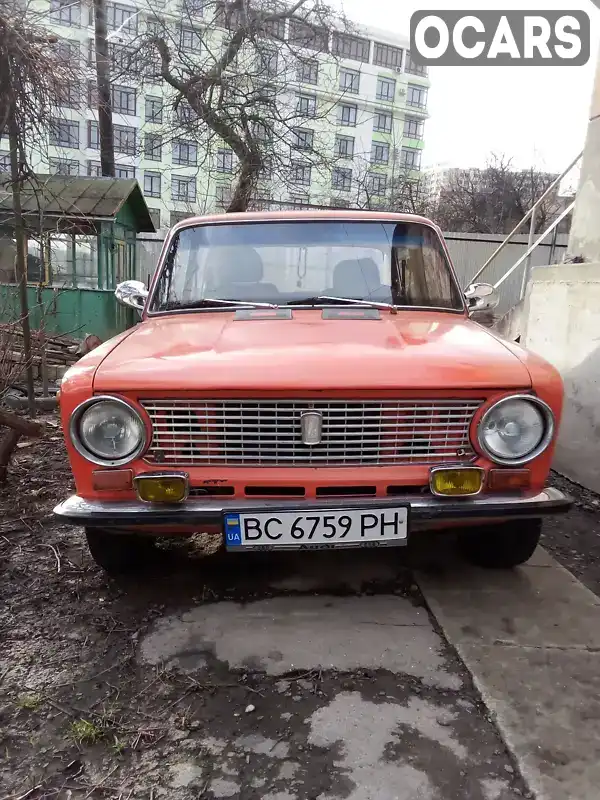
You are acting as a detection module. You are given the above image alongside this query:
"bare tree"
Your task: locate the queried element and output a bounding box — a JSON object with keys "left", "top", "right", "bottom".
{"left": 430, "top": 154, "right": 565, "bottom": 235}
{"left": 0, "top": 0, "right": 75, "bottom": 414}
{"left": 117, "top": 0, "right": 352, "bottom": 212}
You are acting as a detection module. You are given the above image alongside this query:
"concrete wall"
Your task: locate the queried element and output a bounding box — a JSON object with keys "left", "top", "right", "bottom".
{"left": 523, "top": 263, "right": 600, "bottom": 492}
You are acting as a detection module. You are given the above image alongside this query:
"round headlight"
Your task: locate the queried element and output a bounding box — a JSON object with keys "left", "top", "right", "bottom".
{"left": 478, "top": 396, "right": 554, "bottom": 465}
{"left": 71, "top": 397, "right": 147, "bottom": 466}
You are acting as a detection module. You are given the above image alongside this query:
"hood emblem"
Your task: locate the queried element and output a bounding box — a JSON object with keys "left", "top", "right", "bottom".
{"left": 300, "top": 410, "right": 323, "bottom": 446}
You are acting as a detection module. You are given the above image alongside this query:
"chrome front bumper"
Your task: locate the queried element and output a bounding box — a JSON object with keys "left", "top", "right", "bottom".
{"left": 53, "top": 487, "right": 571, "bottom": 529}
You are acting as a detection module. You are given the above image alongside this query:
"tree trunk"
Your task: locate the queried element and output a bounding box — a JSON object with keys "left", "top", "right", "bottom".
{"left": 93, "top": 0, "right": 115, "bottom": 177}
{"left": 226, "top": 160, "right": 257, "bottom": 213}
{"left": 8, "top": 116, "right": 36, "bottom": 417}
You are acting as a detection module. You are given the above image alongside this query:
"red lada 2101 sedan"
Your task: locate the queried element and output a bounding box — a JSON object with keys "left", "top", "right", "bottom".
{"left": 54, "top": 211, "right": 571, "bottom": 574}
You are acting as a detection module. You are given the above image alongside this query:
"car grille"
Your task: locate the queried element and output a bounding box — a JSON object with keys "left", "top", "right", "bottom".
{"left": 140, "top": 399, "right": 482, "bottom": 467}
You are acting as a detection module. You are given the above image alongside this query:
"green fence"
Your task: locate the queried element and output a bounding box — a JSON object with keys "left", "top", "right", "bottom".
{"left": 0, "top": 285, "right": 135, "bottom": 342}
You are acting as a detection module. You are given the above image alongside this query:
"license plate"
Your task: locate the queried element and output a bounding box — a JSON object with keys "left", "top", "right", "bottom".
{"left": 223, "top": 507, "right": 408, "bottom": 550}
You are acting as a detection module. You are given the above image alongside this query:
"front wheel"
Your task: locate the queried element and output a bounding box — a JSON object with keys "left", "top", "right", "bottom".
{"left": 85, "top": 528, "right": 158, "bottom": 575}
{"left": 457, "top": 518, "right": 542, "bottom": 569}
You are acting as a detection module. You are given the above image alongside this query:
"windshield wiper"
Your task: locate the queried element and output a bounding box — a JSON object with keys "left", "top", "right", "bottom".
{"left": 287, "top": 295, "right": 398, "bottom": 312}
{"left": 164, "top": 298, "right": 279, "bottom": 311}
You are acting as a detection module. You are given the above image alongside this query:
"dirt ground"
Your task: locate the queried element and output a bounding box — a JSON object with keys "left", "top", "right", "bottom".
{"left": 1, "top": 416, "right": 594, "bottom": 800}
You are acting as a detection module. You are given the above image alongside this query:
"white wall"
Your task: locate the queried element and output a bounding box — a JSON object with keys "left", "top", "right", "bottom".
{"left": 523, "top": 263, "right": 600, "bottom": 492}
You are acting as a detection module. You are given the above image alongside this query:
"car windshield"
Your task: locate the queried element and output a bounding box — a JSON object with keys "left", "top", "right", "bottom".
{"left": 149, "top": 220, "right": 464, "bottom": 313}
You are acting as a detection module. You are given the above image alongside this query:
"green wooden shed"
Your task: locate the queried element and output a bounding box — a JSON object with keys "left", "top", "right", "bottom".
{"left": 0, "top": 175, "right": 155, "bottom": 341}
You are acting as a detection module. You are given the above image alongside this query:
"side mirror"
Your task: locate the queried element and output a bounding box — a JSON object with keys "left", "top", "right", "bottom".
{"left": 115, "top": 280, "right": 148, "bottom": 312}
{"left": 464, "top": 282, "right": 498, "bottom": 312}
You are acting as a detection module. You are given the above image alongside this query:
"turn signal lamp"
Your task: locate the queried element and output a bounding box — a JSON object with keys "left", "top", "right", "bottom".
{"left": 488, "top": 469, "right": 531, "bottom": 491}
{"left": 135, "top": 473, "right": 189, "bottom": 503}
{"left": 430, "top": 467, "right": 484, "bottom": 497}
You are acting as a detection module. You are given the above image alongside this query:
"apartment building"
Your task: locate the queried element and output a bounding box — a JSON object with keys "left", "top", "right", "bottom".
{"left": 10, "top": 0, "right": 430, "bottom": 229}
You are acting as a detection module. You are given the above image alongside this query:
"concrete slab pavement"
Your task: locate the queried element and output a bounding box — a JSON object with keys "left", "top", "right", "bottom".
{"left": 419, "top": 548, "right": 600, "bottom": 800}
{"left": 137, "top": 550, "right": 528, "bottom": 800}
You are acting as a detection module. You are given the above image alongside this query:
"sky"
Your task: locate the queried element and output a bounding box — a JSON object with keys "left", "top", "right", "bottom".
{"left": 339, "top": 0, "right": 600, "bottom": 175}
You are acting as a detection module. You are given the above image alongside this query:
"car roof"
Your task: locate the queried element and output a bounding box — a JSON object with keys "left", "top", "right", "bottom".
{"left": 169, "top": 209, "right": 437, "bottom": 233}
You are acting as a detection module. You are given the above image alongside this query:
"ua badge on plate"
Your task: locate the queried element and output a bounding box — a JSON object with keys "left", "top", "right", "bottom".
{"left": 224, "top": 514, "right": 242, "bottom": 546}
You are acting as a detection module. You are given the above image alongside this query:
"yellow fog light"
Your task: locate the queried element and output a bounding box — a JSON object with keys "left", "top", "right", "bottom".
{"left": 135, "top": 473, "right": 189, "bottom": 503}
{"left": 430, "top": 467, "right": 484, "bottom": 497}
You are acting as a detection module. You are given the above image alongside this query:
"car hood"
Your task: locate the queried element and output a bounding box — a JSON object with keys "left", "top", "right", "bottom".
{"left": 92, "top": 310, "right": 532, "bottom": 392}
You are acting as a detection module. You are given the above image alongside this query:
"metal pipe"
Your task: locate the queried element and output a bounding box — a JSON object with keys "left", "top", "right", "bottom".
{"left": 493, "top": 200, "right": 576, "bottom": 290}
{"left": 467, "top": 151, "right": 582, "bottom": 286}
{"left": 519, "top": 204, "right": 537, "bottom": 300}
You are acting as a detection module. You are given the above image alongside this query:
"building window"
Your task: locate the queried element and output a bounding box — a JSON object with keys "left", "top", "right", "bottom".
{"left": 57, "top": 83, "right": 81, "bottom": 109}
{"left": 376, "top": 77, "right": 396, "bottom": 102}
{"left": 144, "top": 170, "right": 161, "bottom": 197}
{"left": 146, "top": 16, "right": 162, "bottom": 36}
{"left": 293, "top": 128, "right": 314, "bottom": 151}
{"left": 179, "top": 25, "right": 202, "bottom": 52}
{"left": 215, "top": 184, "right": 232, "bottom": 209}
{"left": 0, "top": 152, "right": 10, "bottom": 171}
{"left": 114, "top": 124, "right": 136, "bottom": 155}
{"left": 48, "top": 158, "right": 80, "bottom": 176}
{"left": 332, "top": 167, "right": 352, "bottom": 192}
{"left": 148, "top": 208, "right": 161, "bottom": 229}
{"left": 172, "top": 175, "right": 196, "bottom": 202}
{"left": 216, "top": 148, "right": 233, "bottom": 172}
{"left": 291, "top": 162, "right": 311, "bottom": 186}
{"left": 170, "top": 210, "right": 190, "bottom": 225}
{"left": 296, "top": 94, "right": 317, "bottom": 118}
{"left": 405, "top": 51, "right": 428, "bottom": 77}
{"left": 407, "top": 84, "right": 428, "bottom": 109}
{"left": 50, "top": 118, "right": 79, "bottom": 148}
{"left": 373, "top": 109, "right": 392, "bottom": 133}
{"left": 87, "top": 160, "right": 102, "bottom": 176}
{"left": 289, "top": 19, "right": 329, "bottom": 52}
{"left": 113, "top": 85, "right": 136, "bottom": 115}
{"left": 259, "top": 157, "right": 273, "bottom": 180}
{"left": 400, "top": 147, "right": 422, "bottom": 170}
{"left": 367, "top": 172, "right": 387, "bottom": 196}
{"left": 331, "top": 32, "right": 370, "bottom": 63}
{"left": 106, "top": 2, "right": 138, "bottom": 35}
{"left": 87, "top": 121, "right": 100, "bottom": 149}
{"left": 339, "top": 68, "right": 360, "bottom": 94}
{"left": 173, "top": 138, "right": 198, "bottom": 166}
{"left": 248, "top": 195, "right": 272, "bottom": 211}
{"left": 330, "top": 197, "right": 350, "bottom": 208}
{"left": 371, "top": 141, "right": 389, "bottom": 164}
{"left": 115, "top": 165, "right": 135, "bottom": 179}
{"left": 296, "top": 58, "right": 318, "bottom": 84}
{"left": 338, "top": 104, "right": 357, "bottom": 127}
{"left": 373, "top": 42, "right": 403, "bottom": 69}
{"left": 175, "top": 102, "right": 198, "bottom": 124}
{"left": 289, "top": 195, "right": 310, "bottom": 208}
{"left": 335, "top": 134, "right": 354, "bottom": 159}
{"left": 404, "top": 117, "right": 424, "bottom": 140}
{"left": 145, "top": 96, "right": 163, "bottom": 123}
{"left": 50, "top": 0, "right": 80, "bottom": 27}
{"left": 182, "top": 0, "right": 204, "bottom": 16}
{"left": 252, "top": 122, "right": 271, "bottom": 142}
{"left": 144, "top": 133, "right": 162, "bottom": 160}
{"left": 56, "top": 38, "right": 80, "bottom": 64}
{"left": 258, "top": 48, "right": 278, "bottom": 77}
{"left": 108, "top": 42, "right": 140, "bottom": 75}
{"left": 87, "top": 81, "right": 98, "bottom": 108}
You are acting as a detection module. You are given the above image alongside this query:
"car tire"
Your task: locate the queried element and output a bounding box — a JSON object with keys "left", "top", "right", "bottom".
{"left": 457, "top": 518, "right": 542, "bottom": 569}
{"left": 85, "top": 528, "right": 157, "bottom": 575}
